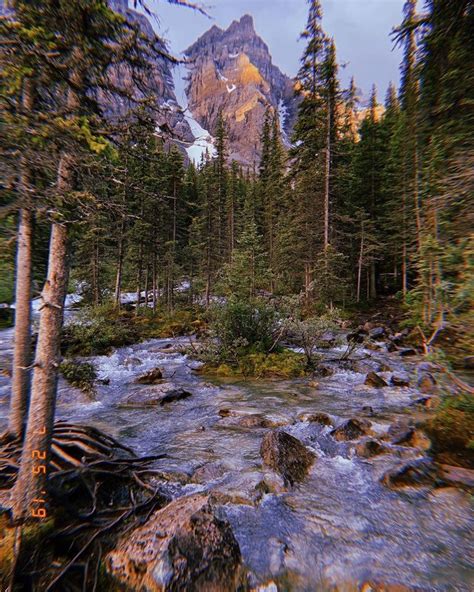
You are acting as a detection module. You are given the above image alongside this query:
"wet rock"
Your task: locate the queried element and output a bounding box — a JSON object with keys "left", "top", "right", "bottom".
{"left": 364, "top": 371, "right": 388, "bottom": 388}
{"left": 412, "top": 396, "right": 435, "bottom": 409}
{"left": 399, "top": 348, "right": 417, "bottom": 357}
{"left": 386, "top": 341, "right": 398, "bottom": 353}
{"left": 307, "top": 380, "right": 319, "bottom": 388}
{"left": 159, "top": 388, "right": 192, "bottom": 405}
{"left": 315, "top": 365, "right": 334, "bottom": 377}
{"left": 354, "top": 438, "right": 389, "bottom": 458}
{"left": 347, "top": 328, "right": 367, "bottom": 344}
{"left": 463, "top": 355, "right": 474, "bottom": 370}
{"left": 260, "top": 431, "right": 316, "bottom": 486}
{"left": 381, "top": 458, "right": 440, "bottom": 488}
{"left": 135, "top": 366, "right": 163, "bottom": 384}
{"left": 331, "top": 418, "right": 373, "bottom": 441}
{"left": 391, "top": 427, "right": 431, "bottom": 451}
{"left": 192, "top": 462, "right": 229, "bottom": 483}
{"left": 369, "top": 326, "right": 386, "bottom": 340}
{"left": 361, "top": 405, "right": 375, "bottom": 416}
{"left": 418, "top": 361, "right": 439, "bottom": 372}
{"left": 365, "top": 341, "right": 381, "bottom": 351}
{"left": 417, "top": 372, "right": 437, "bottom": 393}
{"left": 378, "top": 362, "right": 392, "bottom": 372}
{"left": 124, "top": 356, "right": 143, "bottom": 368}
{"left": 438, "top": 464, "right": 474, "bottom": 491}
{"left": 360, "top": 581, "right": 422, "bottom": 592}
{"left": 236, "top": 414, "right": 274, "bottom": 428}
{"left": 218, "top": 408, "right": 234, "bottom": 418}
{"left": 97, "top": 377, "right": 110, "bottom": 386}
{"left": 121, "top": 386, "right": 192, "bottom": 407}
{"left": 390, "top": 374, "right": 410, "bottom": 387}
{"left": 297, "top": 412, "right": 333, "bottom": 426}
{"left": 105, "top": 494, "right": 242, "bottom": 591}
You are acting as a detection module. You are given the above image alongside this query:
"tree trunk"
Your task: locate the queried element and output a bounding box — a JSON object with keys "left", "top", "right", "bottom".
{"left": 324, "top": 99, "right": 331, "bottom": 251}
{"left": 12, "top": 207, "right": 71, "bottom": 522}
{"left": 356, "top": 223, "right": 364, "bottom": 303}
{"left": 12, "top": 50, "right": 80, "bottom": 521}
{"left": 8, "top": 78, "right": 35, "bottom": 440}
{"left": 114, "top": 220, "right": 124, "bottom": 309}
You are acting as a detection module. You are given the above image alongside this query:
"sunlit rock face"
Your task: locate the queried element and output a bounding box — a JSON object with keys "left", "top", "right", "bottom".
{"left": 184, "top": 14, "right": 298, "bottom": 165}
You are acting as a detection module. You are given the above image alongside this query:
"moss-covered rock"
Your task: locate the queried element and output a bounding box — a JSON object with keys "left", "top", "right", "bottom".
{"left": 423, "top": 394, "right": 474, "bottom": 468}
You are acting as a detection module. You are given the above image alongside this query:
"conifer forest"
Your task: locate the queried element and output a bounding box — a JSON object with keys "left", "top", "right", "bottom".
{"left": 0, "top": 1, "right": 473, "bottom": 591}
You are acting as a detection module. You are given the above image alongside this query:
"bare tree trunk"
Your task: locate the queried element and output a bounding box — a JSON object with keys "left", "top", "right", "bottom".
{"left": 12, "top": 51, "right": 80, "bottom": 521}
{"left": 8, "top": 78, "right": 35, "bottom": 440}
{"left": 324, "top": 100, "right": 331, "bottom": 251}
{"left": 12, "top": 152, "right": 72, "bottom": 522}
{"left": 356, "top": 222, "right": 364, "bottom": 303}
{"left": 92, "top": 236, "right": 100, "bottom": 307}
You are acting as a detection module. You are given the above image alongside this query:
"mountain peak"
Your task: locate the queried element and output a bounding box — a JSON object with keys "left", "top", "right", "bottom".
{"left": 228, "top": 14, "right": 255, "bottom": 34}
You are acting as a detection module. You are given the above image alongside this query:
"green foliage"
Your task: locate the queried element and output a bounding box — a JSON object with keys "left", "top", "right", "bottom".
{"left": 59, "top": 359, "right": 97, "bottom": 394}
{"left": 284, "top": 311, "right": 341, "bottom": 367}
{"left": 208, "top": 298, "right": 279, "bottom": 358}
{"left": 200, "top": 350, "right": 306, "bottom": 379}
{"left": 424, "top": 393, "right": 474, "bottom": 468}
{"left": 62, "top": 305, "right": 140, "bottom": 356}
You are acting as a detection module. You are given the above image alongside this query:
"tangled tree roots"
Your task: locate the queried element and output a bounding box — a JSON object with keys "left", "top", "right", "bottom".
{"left": 0, "top": 422, "right": 168, "bottom": 591}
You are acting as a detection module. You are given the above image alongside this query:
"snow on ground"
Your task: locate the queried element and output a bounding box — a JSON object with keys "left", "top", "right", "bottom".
{"left": 229, "top": 52, "right": 240, "bottom": 59}
{"left": 171, "top": 63, "right": 216, "bottom": 163}
{"left": 226, "top": 83, "right": 237, "bottom": 94}
{"left": 278, "top": 98, "right": 289, "bottom": 144}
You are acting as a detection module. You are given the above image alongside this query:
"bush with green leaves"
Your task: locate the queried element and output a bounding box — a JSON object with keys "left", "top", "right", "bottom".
{"left": 62, "top": 304, "right": 140, "bottom": 356}
{"left": 284, "top": 311, "right": 341, "bottom": 368}
{"left": 207, "top": 298, "right": 279, "bottom": 360}
{"left": 60, "top": 359, "right": 97, "bottom": 394}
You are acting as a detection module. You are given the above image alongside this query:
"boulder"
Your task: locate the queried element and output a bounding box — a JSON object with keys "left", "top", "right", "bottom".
{"left": 315, "top": 365, "right": 334, "bottom": 377}
{"left": 381, "top": 458, "right": 440, "bottom": 489}
{"left": 297, "top": 412, "right": 333, "bottom": 426}
{"left": 463, "top": 356, "right": 474, "bottom": 370}
{"left": 354, "top": 438, "right": 389, "bottom": 458}
{"left": 159, "top": 388, "right": 192, "bottom": 405}
{"left": 330, "top": 418, "right": 373, "bottom": 441}
{"left": 391, "top": 427, "right": 431, "bottom": 451}
{"left": 417, "top": 373, "right": 437, "bottom": 393}
{"left": 369, "top": 326, "right": 386, "bottom": 340}
{"left": 438, "top": 464, "right": 474, "bottom": 491}
{"left": 364, "top": 371, "right": 388, "bottom": 388}
{"left": 347, "top": 328, "right": 368, "bottom": 344}
{"left": 390, "top": 374, "right": 410, "bottom": 387}
{"left": 105, "top": 494, "right": 241, "bottom": 591}
{"left": 399, "top": 348, "right": 417, "bottom": 357}
{"left": 412, "top": 396, "right": 435, "bottom": 409}
{"left": 121, "top": 386, "right": 192, "bottom": 408}
{"left": 260, "top": 431, "right": 316, "bottom": 486}
{"left": 386, "top": 341, "right": 398, "bottom": 353}
{"left": 236, "top": 414, "right": 273, "bottom": 428}
{"left": 135, "top": 367, "right": 163, "bottom": 384}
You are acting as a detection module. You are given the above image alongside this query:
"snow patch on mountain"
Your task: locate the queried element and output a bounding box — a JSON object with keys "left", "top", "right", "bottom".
{"left": 171, "top": 63, "right": 216, "bottom": 163}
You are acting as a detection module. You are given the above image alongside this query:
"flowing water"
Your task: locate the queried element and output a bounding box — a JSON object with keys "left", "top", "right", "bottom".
{"left": 0, "top": 317, "right": 473, "bottom": 591}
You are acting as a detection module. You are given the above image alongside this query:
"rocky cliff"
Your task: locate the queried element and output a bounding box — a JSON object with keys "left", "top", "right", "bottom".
{"left": 108, "top": 0, "right": 193, "bottom": 145}
{"left": 183, "top": 15, "right": 298, "bottom": 165}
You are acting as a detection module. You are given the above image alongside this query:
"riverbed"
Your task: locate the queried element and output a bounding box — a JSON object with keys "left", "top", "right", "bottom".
{"left": 0, "top": 324, "right": 473, "bottom": 591}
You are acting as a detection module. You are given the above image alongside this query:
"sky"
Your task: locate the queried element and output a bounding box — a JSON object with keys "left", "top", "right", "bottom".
{"left": 144, "top": 0, "right": 405, "bottom": 104}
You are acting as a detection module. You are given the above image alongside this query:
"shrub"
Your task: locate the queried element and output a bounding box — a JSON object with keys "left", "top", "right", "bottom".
{"left": 208, "top": 298, "right": 279, "bottom": 359}
{"left": 284, "top": 311, "right": 341, "bottom": 368}
{"left": 62, "top": 304, "right": 140, "bottom": 356}
{"left": 60, "top": 359, "right": 97, "bottom": 394}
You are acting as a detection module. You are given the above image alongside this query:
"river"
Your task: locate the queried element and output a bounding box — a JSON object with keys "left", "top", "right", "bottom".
{"left": 0, "top": 315, "right": 473, "bottom": 590}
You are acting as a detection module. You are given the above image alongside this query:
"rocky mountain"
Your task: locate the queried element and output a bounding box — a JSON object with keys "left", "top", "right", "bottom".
{"left": 108, "top": 0, "right": 193, "bottom": 145}
{"left": 183, "top": 15, "right": 298, "bottom": 165}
